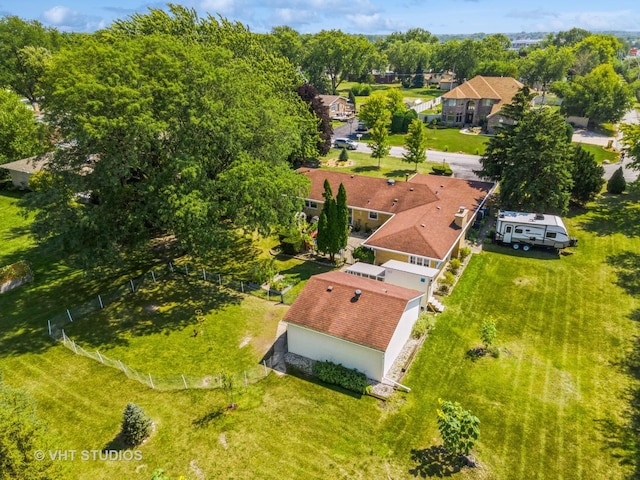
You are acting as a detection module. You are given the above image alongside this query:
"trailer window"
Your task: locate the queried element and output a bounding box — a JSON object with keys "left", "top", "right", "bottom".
{"left": 515, "top": 228, "right": 523, "bottom": 234}
{"left": 546, "top": 232, "right": 557, "bottom": 238}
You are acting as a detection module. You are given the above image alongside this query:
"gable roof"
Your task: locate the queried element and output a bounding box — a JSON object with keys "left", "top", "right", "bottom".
{"left": 1, "top": 153, "right": 51, "bottom": 174}
{"left": 442, "top": 76, "right": 523, "bottom": 106}
{"left": 300, "top": 170, "right": 494, "bottom": 260}
{"left": 318, "top": 95, "right": 348, "bottom": 106}
{"left": 283, "top": 271, "right": 423, "bottom": 351}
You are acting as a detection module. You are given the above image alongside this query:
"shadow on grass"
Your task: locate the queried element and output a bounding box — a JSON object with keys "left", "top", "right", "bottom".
{"left": 578, "top": 192, "right": 640, "bottom": 238}
{"left": 285, "top": 366, "right": 363, "bottom": 400}
{"left": 408, "top": 446, "right": 463, "bottom": 478}
{"left": 384, "top": 169, "right": 417, "bottom": 179}
{"left": 606, "top": 251, "right": 640, "bottom": 297}
{"left": 61, "top": 277, "right": 242, "bottom": 350}
{"left": 192, "top": 407, "right": 225, "bottom": 428}
{"left": 103, "top": 432, "right": 127, "bottom": 452}
{"left": 481, "top": 242, "right": 561, "bottom": 260}
{"left": 352, "top": 165, "right": 380, "bottom": 174}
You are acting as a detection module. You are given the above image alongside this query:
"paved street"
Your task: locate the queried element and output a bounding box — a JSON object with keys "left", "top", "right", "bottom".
{"left": 332, "top": 111, "right": 639, "bottom": 183}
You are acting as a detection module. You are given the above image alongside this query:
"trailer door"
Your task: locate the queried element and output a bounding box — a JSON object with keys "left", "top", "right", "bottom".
{"left": 503, "top": 225, "right": 513, "bottom": 243}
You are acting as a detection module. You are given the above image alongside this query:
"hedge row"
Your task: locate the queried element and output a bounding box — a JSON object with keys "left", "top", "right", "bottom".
{"left": 312, "top": 360, "right": 370, "bottom": 394}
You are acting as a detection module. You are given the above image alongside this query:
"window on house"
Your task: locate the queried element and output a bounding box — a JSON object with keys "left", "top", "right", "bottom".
{"left": 305, "top": 200, "right": 318, "bottom": 209}
{"left": 409, "top": 255, "right": 429, "bottom": 266}
{"left": 447, "top": 99, "right": 456, "bottom": 107}
{"left": 455, "top": 112, "right": 463, "bottom": 123}
{"left": 368, "top": 211, "right": 378, "bottom": 220}
{"left": 482, "top": 99, "right": 493, "bottom": 107}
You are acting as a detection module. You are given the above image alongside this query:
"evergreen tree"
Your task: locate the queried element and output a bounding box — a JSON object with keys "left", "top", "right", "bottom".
{"left": 316, "top": 179, "right": 339, "bottom": 261}
{"left": 121, "top": 403, "right": 152, "bottom": 447}
{"left": 348, "top": 89, "right": 357, "bottom": 114}
{"left": 571, "top": 145, "right": 604, "bottom": 204}
{"left": 339, "top": 147, "right": 349, "bottom": 162}
{"left": 411, "top": 64, "right": 425, "bottom": 88}
{"left": 336, "top": 183, "right": 349, "bottom": 253}
{"left": 607, "top": 167, "right": 626, "bottom": 194}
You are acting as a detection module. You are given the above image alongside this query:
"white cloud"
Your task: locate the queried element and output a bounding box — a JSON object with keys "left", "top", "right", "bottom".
{"left": 345, "top": 13, "right": 403, "bottom": 33}
{"left": 525, "top": 9, "right": 640, "bottom": 32}
{"left": 41, "top": 5, "right": 101, "bottom": 31}
{"left": 200, "top": 0, "right": 239, "bottom": 15}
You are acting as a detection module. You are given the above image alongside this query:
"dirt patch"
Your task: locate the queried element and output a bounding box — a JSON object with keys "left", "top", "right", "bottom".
{"left": 190, "top": 459, "right": 205, "bottom": 479}
{"left": 322, "top": 159, "right": 355, "bottom": 168}
{"left": 239, "top": 335, "right": 252, "bottom": 348}
{"left": 513, "top": 277, "right": 534, "bottom": 286}
{"left": 219, "top": 433, "right": 229, "bottom": 450}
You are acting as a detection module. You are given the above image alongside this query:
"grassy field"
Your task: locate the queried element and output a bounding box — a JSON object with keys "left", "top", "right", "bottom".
{"left": 1, "top": 187, "right": 639, "bottom": 479}
{"left": 575, "top": 143, "right": 620, "bottom": 164}
{"left": 322, "top": 148, "right": 443, "bottom": 178}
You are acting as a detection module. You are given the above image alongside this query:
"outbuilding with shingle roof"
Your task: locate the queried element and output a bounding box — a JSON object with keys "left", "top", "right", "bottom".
{"left": 284, "top": 271, "right": 424, "bottom": 381}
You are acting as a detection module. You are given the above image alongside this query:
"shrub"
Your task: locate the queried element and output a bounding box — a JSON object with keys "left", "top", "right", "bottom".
{"left": 459, "top": 247, "right": 471, "bottom": 261}
{"left": 412, "top": 312, "right": 436, "bottom": 339}
{"left": 350, "top": 84, "right": 372, "bottom": 96}
{"left": 607, "top": 167, "right": 626, "bottom": 194}
{"left": 480, "top": 318, "right": 497, "bottom": 349}
{"left": 121, "top": 403, "right": 152, "bottom": 446}
{"left": 449, "top": 258, "right": 461, "bottom": 275}
{"left": 437, "top": 284, "right": 450, "bottom": 295}
{"left": 442, "top": 271, "right": 455, "bottom": 286}
{"left": 431, "top": 164, "right": 453, "bottom": 176}
{"left": 352, "top": 246, "right": 375, "bottom": 264}
{"left": 312, "top": 361, "right": 370, "bottom": 394}
{"left": 248, "top": 258, "right": 277, "bottom": 285}
{"left": 339, "top": 147, "right": 349, "bottom": 162}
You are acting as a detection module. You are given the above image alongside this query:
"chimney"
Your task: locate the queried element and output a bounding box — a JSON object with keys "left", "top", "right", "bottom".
{"left": 454, "top": 206, "right": 468, "bottom": 228}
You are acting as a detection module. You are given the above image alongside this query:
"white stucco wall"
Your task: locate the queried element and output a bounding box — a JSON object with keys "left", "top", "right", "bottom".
{"left": 382, "top": 297, "right": 422, "bottom": 376}
{"left": 8, "top": 170, "right": 31, "bottom": 189}
{"left": 287, "top": 324, "right": 384, "bottom": 381}
{"left": 383, "top": 268, "right": 434, "bottom": 306}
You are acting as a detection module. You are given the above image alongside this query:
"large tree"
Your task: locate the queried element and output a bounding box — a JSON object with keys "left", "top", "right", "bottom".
{"left": 370, "top": 119, "right": 391, "bottom": 170}
{"left": 478, "top": 99, "right": 575, "bottom": 214}
{"left": 570, "top": 145, "right": 605, "bottom": 204}
{"left": 518, "top": 46, "right": 574, "bottom": 95}
{"left": 316, "top": 179, "right": 339, "bottom": 261}
{"left": 0, "top": 89, "right": 48, "bottom": 165}
{"left": 552, "top": 64, "right": 633, "bottom": 125}
{"left": 403, "top": 119, "right": 428, "bottom": 171}
{"left": 26, "top": 27, "right": 313, "bottom": 268}
{"left": 0, "top": 16, "right": 64, "bottom": 103}
{"left": 335, "top": 183, "right": 349, "bottom": 255}
{"left": 297, "top": 83, "right": 332, "bottom": 156}
{"left": 0, "top": 377, "right": 66, "bottom": 479}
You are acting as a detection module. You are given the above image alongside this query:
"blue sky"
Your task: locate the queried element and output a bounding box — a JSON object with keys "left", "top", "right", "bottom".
{"left": 1, "top": 0, "right": 639, "bottom": 35}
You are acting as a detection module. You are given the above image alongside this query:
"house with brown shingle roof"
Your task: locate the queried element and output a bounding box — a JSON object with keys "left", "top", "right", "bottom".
{"left": 1, "top": 153, "right": 51, "bottom": 189}
{"left": 441, "top": 76, "right": 524, "bottom": 132}
{"left": 284, "top": 271, "right": 424, "bottom": 381}
{"left": 300, "top": 170, "right": 494, "bottom": 270}
{"left": 318, "top": 95, "right": 352, "bottom": 119}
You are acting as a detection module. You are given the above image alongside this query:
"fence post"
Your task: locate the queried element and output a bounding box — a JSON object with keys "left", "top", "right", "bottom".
{"left": 47, "top": 320, "right": 52, "bottom": 336}
{"left": 280, "top": 293, "right": 284, "bottom": 304}
{"left": 98, "top": 294, "right": 104, "bottom": 309}
{"left": 241, "top": 281, "right": 244, "bottom": 293}
{"left": 151, "top": 270, "right": 156, "bottom": 282}
{"left": 202, "top": 268, "right": 206, "bottom": 281}
{"left": 182, "top": 374, "right": 188, "bottom": 389}
{"left": 148, "top": 373, "right": 154, "bottom": 389}
{"left": 263, "top": 360, "right": 267, "bottom": 376}
{"left": 66, "top": 309, "right": 73, "bottom": 322}
{"left": 97, "top": 351, "right": 103, "bottom": 363}
{"left": 130, "top": 279, "right": 135, "bottom": 293}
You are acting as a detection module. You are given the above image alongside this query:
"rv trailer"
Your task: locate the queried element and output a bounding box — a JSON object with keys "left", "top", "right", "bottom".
{"left": 495, "top": 211, "right": 577, "bottom": 251}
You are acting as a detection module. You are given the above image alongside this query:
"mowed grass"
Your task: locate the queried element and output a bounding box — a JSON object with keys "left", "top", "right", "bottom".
{"left": 356, "top": 127, "right": 489, "bottom": 155}
{"left": 575, "top": 143, "right": 620, "bottom": 164}
{"left": 1, "top": 189, "right": 640, "bottom": 478}
{"left": 323, "top": 148, "right": 442, "bottom": 178}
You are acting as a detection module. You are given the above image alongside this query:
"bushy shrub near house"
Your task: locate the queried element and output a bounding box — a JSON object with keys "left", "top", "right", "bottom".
{"left": 352, "top": 246, "right": 375, "bottom": 264}
{"left": 449, "top": 258, "right": 461, "bottom": 275}
{"left": 313, "top": 361, "right": 370, "bottom": 394}
{"left": 607, "top": 167, "right": 626, "bottom": 194}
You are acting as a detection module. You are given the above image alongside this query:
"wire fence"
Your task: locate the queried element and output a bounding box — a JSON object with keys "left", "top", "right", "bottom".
{"left": 45, "top": 260, "right": 286, "bottom": 391}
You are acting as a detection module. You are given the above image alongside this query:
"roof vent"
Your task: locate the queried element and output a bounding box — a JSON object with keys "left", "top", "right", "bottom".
{"left": 535, "top": 213, "right": 545, "bottom": 220}
{"left": 440, "top": 185, "right": 445, "bottom": 188}
{"left": 458, "top": 205, "right": 466, "bottom": 213}
{"left": 350, "top": 175, "right": 354, "bottom": 178}
{"left": 420, "top": 223, "right": 426, "bottom": 227}
{"left": 327, "top": 285, "right": 333, "bottom": 292}
{"left": 409, "top": 187, "right": 414, "bottom": 192}
{"left": 387, "top": 179, "right": 395, "bottom": 186}
{"left": 355, "top": 289, "right": 362, "bottom": 296}
{"left": 437, "top": 206, "right": 441, "bottom": 210}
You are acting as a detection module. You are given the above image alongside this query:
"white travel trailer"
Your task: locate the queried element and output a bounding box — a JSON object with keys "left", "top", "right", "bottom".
{"left": 495, "top": 211, "right": 577, "bottom": 251}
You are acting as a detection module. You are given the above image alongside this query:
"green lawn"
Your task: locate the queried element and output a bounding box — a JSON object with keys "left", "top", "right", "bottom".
{"left": 575, "top": 143, "right": 620, "bottom": 164}
{"left": 323, "top": 148, "right": 444, "bottom": 178}
{"left": 1, "top": 188, "right": 639, "bottom": 479}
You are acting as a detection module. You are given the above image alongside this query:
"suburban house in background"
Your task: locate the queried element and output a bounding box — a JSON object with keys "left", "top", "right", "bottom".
{"left": 299, "top": 170, "right": 494, "bottom": 271}
{"left": 424, "top": 71, "right": 457, "bottom": 90}
{"left": 284, "top": 271, "right": 424, "bottom": 382}
{"left": 318, "top": 95, "right": 352, "bottom": 119}
{"left": 441, "top": 75, "right": 524, "bottom": 132}
{"left": 1, "top": 153, "right": 50, "bottom": 189}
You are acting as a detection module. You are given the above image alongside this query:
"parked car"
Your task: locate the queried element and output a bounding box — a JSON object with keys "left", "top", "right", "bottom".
{"left": 356, "top": 121, "right": 367, "bottom": 132}
{"left": 334, "top": 138, "right": 357, "bottom": 150}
